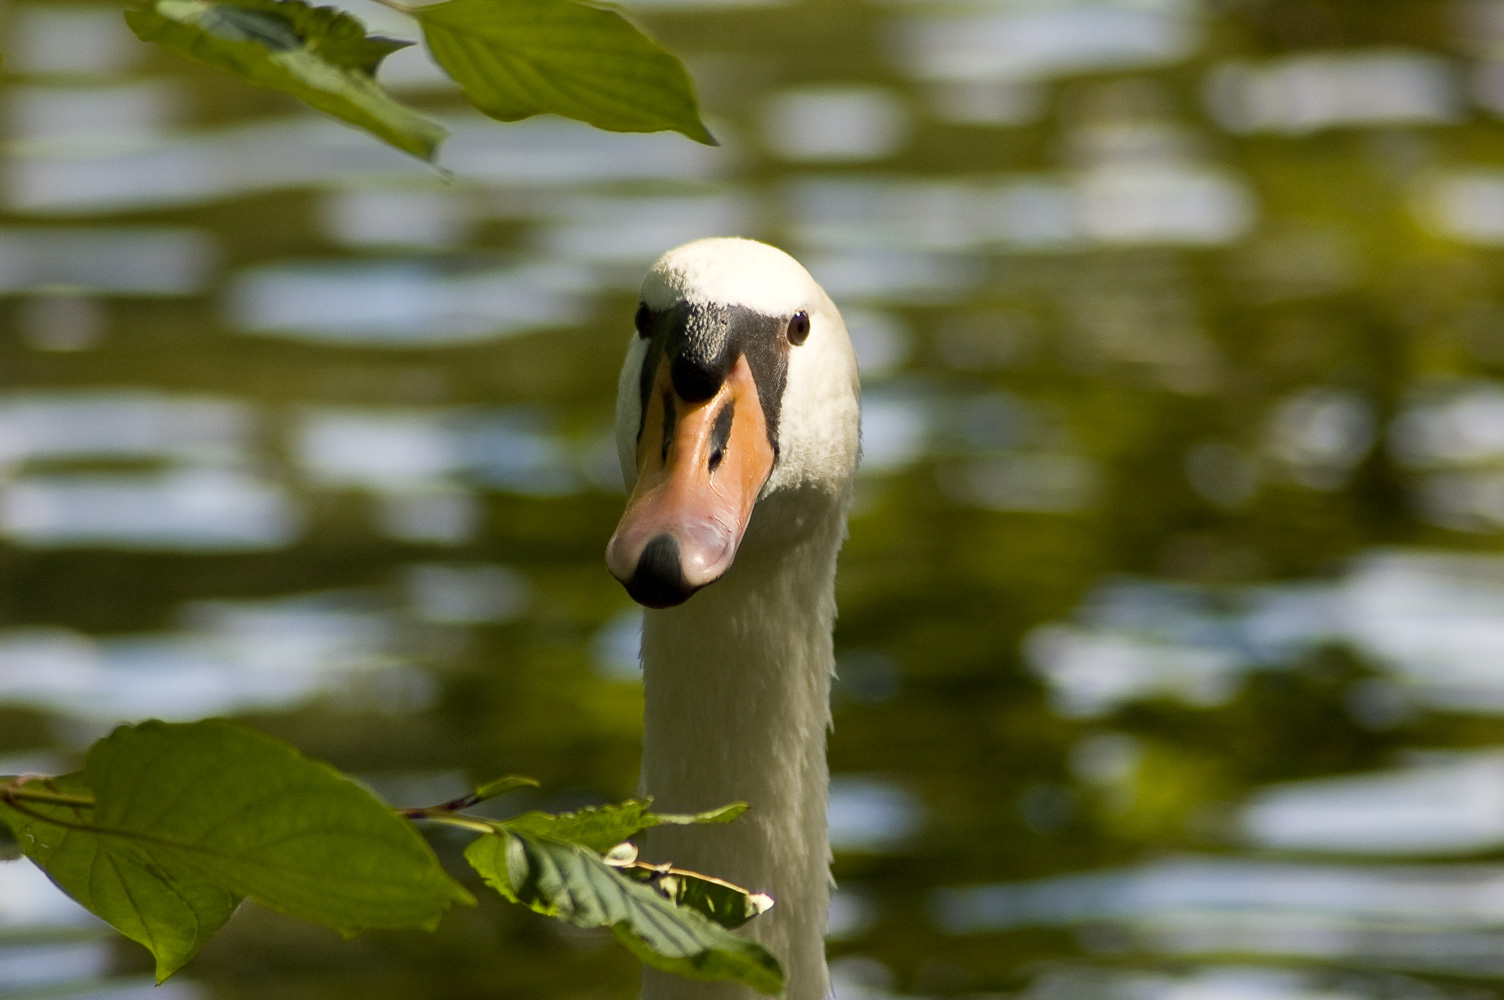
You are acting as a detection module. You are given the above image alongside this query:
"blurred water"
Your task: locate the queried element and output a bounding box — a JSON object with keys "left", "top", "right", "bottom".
{"left": 0, "top": 228, "right": 216, "bottom": 293}
{"left": 890, "top": 3, "right": 1199, "bottom": 84}
{"left": 1027, "top": 551, "right": 1504, "bottom": 716}
{"left": 227, "top": 259, "right": 594, "bottom": 345}
{"left": 934, "top": 856, "right": 1504, "bottom": 974}
{"left": 1205, "top": 51, "right": 1462, "bottom": 134}
{"left": 6, "top": 0, "right": 1504, "bottom": 998}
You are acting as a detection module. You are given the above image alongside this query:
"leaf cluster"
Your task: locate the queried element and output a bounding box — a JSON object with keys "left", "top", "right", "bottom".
{"left": 26, "top": 0, "right": 713, "bottom": 161}
{"left": 0, "top": 720, "right": 779, "bottom": 993}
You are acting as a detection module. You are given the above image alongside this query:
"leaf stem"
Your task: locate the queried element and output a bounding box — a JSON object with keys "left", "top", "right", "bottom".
{"left": 400, "top": 811, "right": 497, "bottom": 835}
{"left": 401, "top": 775, "right": 538, "bottom": 816}
{"left": 0, "top": 781, "right": 95, "bottom": 808}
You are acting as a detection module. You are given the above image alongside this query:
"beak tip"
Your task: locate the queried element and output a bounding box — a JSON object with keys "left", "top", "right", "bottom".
{"left": 619, "top": 533, "right": 699, "bottom": 609}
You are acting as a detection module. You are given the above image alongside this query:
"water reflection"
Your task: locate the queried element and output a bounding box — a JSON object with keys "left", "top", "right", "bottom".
{"left": 1419, "top": 170, "right": 1504, "bottom": 245}
{"left": 535, "top": 192, "right": 754, "bottom": 284}
{"left": 592, "top": 608, "right": 643, "bottom": 682}
{"left": 227, "top": 259, "right": 593, "bottom": 345}
{"left": 857, "top": 387, "right": 932, "bottom": 473}
{"left": 9, "top": 114, "right": 724, "bottom": 215}
{"left": 789, "top": 168, "right": 1252, "bottom": 256}
{"left": 0, "top": 590, "right": 428, "bottom": 720}
{"left": 890, "top": 3, "right": 1198, "bottom": 84}
{"left": 23, "top": 980, "right": 204, "bottom": 1000}
{"left": 932, "top": 80, "right": 1044, "bottom": 129}
{"left": 1015, "top": 967, "right": 1410, "bottom": 1000}
{"left": 0, "top": 228, "right": 216, "bottom": 293}
{"left": 935, "top": 856, "right": 1504, "bottom": 975}
{"left": 842, "top": 309, "right": 912, "bottom": 378}
{"left": 0, "top": 858, "right": 160, "bottom": 999}
{"left": 1, "top": 469, "right": 299, "bottom": 550}
{"left": 1205, "top": 52, "right": 1461, "bottom": 134}
{"left": 0, "top": 940, "right": 111, "bottom": 991}
{"left": 760, "top": 88, "right": 911, "bottom": 162}
{"left": 804, "top": 246, "right": 983, "bottom": 304}
{"left": 0, "top": 392, "right": 251, "bottom": 465}
{"left": 19, "top": 294, "right": 108, "bottom": 352}
{"left": 827, "top": 777, "right": 924, "bottom": 854}
{"left": 296, "top": 407, "right": 578, "bottom": 494}
{"left": 1029, "top": 550, "right": 1504, "bottom": 717}
{"left": 2, "top": 4, "right": 142, "bottom": 77}
{"left": 320, "top": 188, "right": 474, "bottom": 249}
{"left": 828, "top": 956, "right": 914, "bottom": 1000}
{"left": 1265, "top": 387, "right": 1376, "bottom": 491}
{"left": 0, "top": 859, "right": 99, "bottom": 931}
{"left": 1242, "top": 752, "right": 1504, "bottom": 855}
{"left": 403, "top": 563, "right": 530, "bottom": 625}
{"left": 0, "top": 392, "right": 290, "bottom": 549}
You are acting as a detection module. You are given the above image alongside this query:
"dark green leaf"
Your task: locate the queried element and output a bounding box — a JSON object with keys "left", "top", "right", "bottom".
{"left": 466, "top": 829, "right": 781, "bottom": 993}
{"left": 413, "top": 0, "right": 715, "bottom": 144}
{"left": 0, "top": 720, "right": 472, "bottom": 980}
{"left": 0, "top": 772, "right": 238, "bottom": 981}
{"left": 618, "top": 863, "right": 772, "bottom": 930}
{"left": 0, "top": 786, "right": 19, "bottom": 861}
{"left": 124, "top": 0, "right": 447, "bottom": 159}
{"left": 502, "top": 798, "right": 746, "bottom": 852}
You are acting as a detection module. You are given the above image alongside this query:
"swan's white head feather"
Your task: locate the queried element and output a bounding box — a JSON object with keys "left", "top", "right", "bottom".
{"left": 616, "top": 237, "right": 860, "bottom": 500}
{"left": 640, "top": 237, "right": 819, "bottom": 317}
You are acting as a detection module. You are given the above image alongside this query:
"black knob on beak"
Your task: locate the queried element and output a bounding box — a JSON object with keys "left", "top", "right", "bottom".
{"left": 626, "top": 534, "right": 696, "bottom": 608}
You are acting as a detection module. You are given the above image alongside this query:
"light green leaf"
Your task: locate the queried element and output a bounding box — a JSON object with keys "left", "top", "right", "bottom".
{"left": 472, "top": 775, "right": 540, "bottom": 802}
{"left": 466, "top": 829, "right": 782, "bottom": 994}
{"left": 0, "top": 720, "right": 472, "bottom": 980}
{"left": 124, "top": 0, "right": 447, "bottom": 159}
{"left": 651, "top": 801, "right": 749, "bottom": 827}
{"left": 502, "top": 798, "right": 746, "bottom": 853}
{"left": 413, "top": 0, "right": 715, "bottom": 145}
{"left": 0, "top": 771, "right": 238, "bottom": 981}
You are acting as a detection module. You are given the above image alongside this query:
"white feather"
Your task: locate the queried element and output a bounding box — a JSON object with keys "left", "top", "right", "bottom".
{"left": 641, "top": 237, "right": 823, "bottom": 317}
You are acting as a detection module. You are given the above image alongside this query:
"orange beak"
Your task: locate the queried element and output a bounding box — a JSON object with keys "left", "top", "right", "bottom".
{"left": 606, "top": 353, "right": 776, "bottom": 608}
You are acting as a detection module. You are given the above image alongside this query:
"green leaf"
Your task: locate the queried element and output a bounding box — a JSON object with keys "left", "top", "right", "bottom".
{"left": 124, "top": 0, "right": 447, "bottom": 159}
{"left": 0, "top": 720, "right": 472, "bottom": 980}
{"left": 413, "top": 0, "right": 715, "bottom": 145}
{"left": 0, "top": 786, "right": 19, "bottom": 861}
{"left": 617, "top": 863, "right": 772, "bottom": 930}
{"left": 502, "top": 798, "right": 746, "bottom": 853}
{"left": 472, "top": 775, "right": 540, "bottom": 802}
{"left": 0, "top": 772, "right": 238, "bottom": 981}
{"left": 653, "top": 801, "right": 748, "bottom": 827}
{"left": 466, "top": 829, "right": 782, "bottom": 993}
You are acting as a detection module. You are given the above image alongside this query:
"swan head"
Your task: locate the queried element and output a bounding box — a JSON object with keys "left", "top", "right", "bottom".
{"left": 606, "top": 237, "right": 861, "bottom": 608}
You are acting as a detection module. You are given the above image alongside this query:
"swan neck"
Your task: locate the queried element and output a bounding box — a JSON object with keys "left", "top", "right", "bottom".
{"left": 638, "top": 492, "right": 847, "bottom": 1000}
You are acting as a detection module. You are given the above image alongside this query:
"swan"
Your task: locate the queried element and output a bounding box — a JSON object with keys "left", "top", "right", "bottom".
{"left": 606, "top": 238, "right": 861, "bottom": 1000}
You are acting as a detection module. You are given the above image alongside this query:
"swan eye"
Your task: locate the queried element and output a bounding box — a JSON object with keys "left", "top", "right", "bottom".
{"left": 787, "top": 311, "right": 810, "bottom": 345}
{"left": 634, "top": 303, "right": 651, "bottom": 338}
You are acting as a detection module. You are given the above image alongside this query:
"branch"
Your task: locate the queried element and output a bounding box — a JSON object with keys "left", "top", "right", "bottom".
{"left": 0, "top": 779, "right": 95, "bottom": 809}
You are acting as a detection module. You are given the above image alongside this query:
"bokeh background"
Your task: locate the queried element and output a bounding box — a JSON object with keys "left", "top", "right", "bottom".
{"left": 7, "top": 0, "right": 1504, "bottom": 998}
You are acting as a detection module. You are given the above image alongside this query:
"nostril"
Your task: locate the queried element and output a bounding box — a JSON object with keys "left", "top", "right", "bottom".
{"left": 707, "top": 400, "right": 733, "bottom": 476}
{"left": 626, "top": 534, "right": 695, "bottom": 608}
